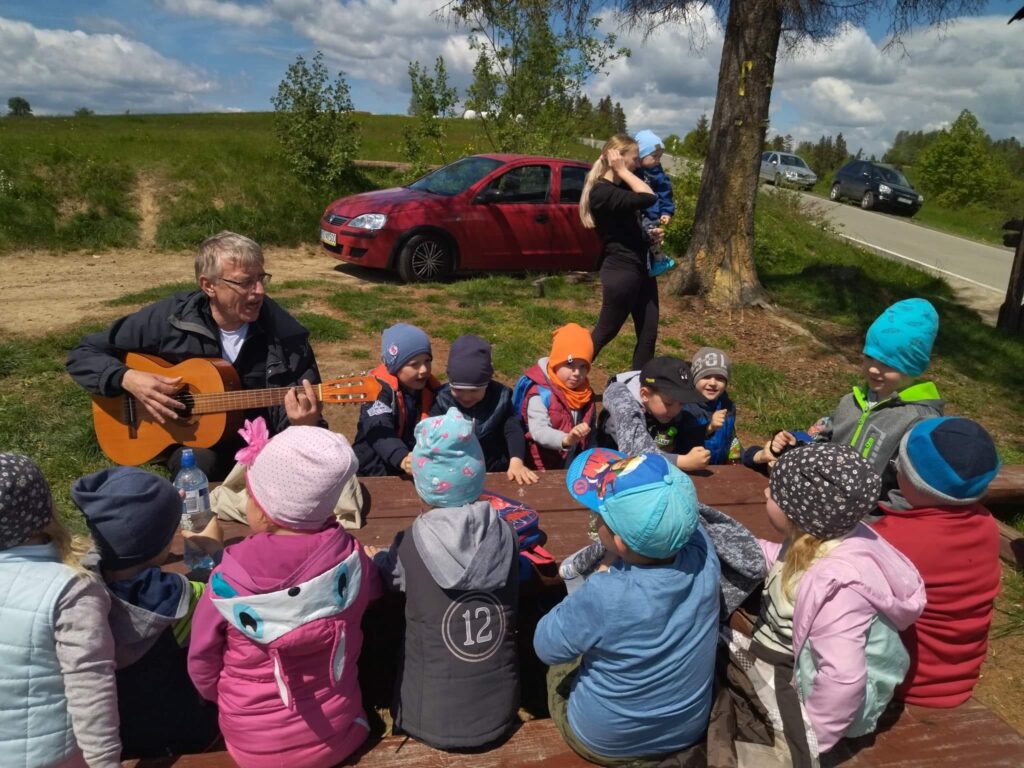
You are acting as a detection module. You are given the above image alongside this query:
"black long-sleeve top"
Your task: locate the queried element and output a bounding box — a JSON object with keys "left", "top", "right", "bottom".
{"left": 589, "top": 179, "right": 657, "bottom": 272}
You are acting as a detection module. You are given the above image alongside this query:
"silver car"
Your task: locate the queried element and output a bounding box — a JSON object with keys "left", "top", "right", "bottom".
{"left": 759, "top": 151, "right": 817, "bottom": 190}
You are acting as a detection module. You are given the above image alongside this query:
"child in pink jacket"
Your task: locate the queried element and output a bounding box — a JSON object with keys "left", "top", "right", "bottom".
{"left": 725, "top": 443, "right": 925, "bottom": 766}
{"left": 188, "top": 420, "right": 381, "bottom": 768}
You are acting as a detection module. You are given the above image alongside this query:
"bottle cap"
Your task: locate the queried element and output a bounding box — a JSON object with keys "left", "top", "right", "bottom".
{"left": 181, "top": 448, "right": 196, "bottom": 469}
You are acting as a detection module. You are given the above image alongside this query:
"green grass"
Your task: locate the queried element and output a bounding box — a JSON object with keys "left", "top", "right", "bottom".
{"left": 0, "top": 112, "right": 596, "bottom": 253}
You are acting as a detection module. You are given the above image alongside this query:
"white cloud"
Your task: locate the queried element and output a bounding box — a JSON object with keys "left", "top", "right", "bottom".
{"left": 155, "top": 0, "right": 275, "bottom": 27}
{"left": 584, "top": 13, "right": 1023, "bottom": 157}
{"left": 0, "top": 17, "right": 215, "bottom": 114}
{"left": 269, "top": 0, "right": 473, "bottom": 92}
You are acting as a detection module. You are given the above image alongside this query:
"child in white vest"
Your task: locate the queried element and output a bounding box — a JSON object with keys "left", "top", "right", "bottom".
{"left": 0, "top": 452, "right": 121, "bottom": 767}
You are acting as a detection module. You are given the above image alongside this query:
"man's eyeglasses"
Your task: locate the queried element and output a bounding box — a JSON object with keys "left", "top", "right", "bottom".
{"left": 219, "top": 273, "right": 272, "bottom": 292}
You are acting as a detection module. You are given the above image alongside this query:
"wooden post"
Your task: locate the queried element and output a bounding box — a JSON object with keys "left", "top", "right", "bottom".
{"left": 998, "top": 217, "right": 1024, "bottom": 336}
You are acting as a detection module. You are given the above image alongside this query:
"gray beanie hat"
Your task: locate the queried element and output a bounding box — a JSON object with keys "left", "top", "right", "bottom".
{"left": 691, "top": 347, "right": 731, "bottom": 382}
{"left": 0, "top": 452, "right": 54, "bottom": 550}
{"left": 769, "top": 443, "right": 881, "bottom": 540}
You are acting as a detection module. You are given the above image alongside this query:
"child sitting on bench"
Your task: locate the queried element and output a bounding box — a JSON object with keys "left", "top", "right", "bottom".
{"left": 354, "top": 322, "right": 440, "bottom": 476}
{"left": 74, "top": 466, "right": 220, "bottom": 759}
{"left": 518, "top": 322, "right": 597, "bottom": 470}
{"left": 369, "top": 407, "right": 521, "bottom": 750}
{"left": 188, "top": 422, "right": 380, "bottom": 768}
{"left": 725, "top": 443, "right": 925, "bottom": 763}
{"left": 873, "top": 417, "right": 1002, "bottom": 708}
{"left": 535, "top": 450, "right": 721, "bottom": 765}
{"left": 431, "top": 333, "right": 538, "bottom": 485}
{"left": 0, "top": 452, "right": 122, "bottom": 768}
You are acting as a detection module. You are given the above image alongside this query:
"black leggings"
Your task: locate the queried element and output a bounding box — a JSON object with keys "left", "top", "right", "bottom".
{"left": 591, "top": 267, "right": 660, "bottom": 370}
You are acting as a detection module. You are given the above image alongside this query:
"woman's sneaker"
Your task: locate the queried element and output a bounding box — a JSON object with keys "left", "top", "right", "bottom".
{"left": 559, "top": 541, "right": 607, "bottom": 581}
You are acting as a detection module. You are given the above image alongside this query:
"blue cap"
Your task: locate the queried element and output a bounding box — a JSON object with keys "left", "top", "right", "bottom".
{"left": 634, "top": 130, "right": 663, "bottom": 160}
{"left": 862, "top": 298, "right": 938, "bottom": 377}
{"left": 566, "top": 449, "right": 698, "bottom": 559}
{"left": 897, "top": 417, "right": 1001, "bottom": 505}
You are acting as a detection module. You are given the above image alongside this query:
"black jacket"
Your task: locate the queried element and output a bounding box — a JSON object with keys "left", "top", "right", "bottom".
{"left": 66, "top": 290, "right": 323, "bottom": 436}
{"left": 430, "top": 382, "right": 526, "bottom": 472}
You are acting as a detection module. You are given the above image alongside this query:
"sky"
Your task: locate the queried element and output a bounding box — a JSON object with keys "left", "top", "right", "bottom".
{"left": 1, "top": 0, "right": 1022, "bottom": 157}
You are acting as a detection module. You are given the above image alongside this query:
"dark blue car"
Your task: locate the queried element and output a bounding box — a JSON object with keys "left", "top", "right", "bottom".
{"left": 829, "top": 160, "right": 924, "bottom": 217}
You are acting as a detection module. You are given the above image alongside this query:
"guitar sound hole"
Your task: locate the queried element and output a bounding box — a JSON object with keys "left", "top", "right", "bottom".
{"left": 175, "top": 387, "right": 195, "bottom": 419}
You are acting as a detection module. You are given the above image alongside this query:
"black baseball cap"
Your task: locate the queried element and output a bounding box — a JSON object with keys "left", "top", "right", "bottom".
{"left": 638, "top": 356, "right": 702, "bottom": 404}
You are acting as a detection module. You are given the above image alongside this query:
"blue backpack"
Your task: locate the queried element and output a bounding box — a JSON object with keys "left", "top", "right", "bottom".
{"left": 511, "top": 374, "right": 551, "bottom": 418}
{"left": 480, "top": 490, "right": 555, "bottom": 582}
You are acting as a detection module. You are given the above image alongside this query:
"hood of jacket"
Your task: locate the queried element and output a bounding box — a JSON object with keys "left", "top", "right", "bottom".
{"left": 853, "top": 380, "right": 944, "bottom": 414}
{"left": 210, "top": 526, "right": 361, "bottom": 654}
{"left": 792, "top": 523, "right": 925, "bottom": 652}
{"left": 411, "top": 500, "right": 515, "bottom": 591}
{"left": 107, "top": 568, "right": 193, "bottom": 668}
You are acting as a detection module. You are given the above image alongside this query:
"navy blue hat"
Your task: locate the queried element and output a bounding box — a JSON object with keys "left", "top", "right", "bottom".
{"left": 381, "top": 323, "right": 432, "bottom": 375}
{"left": 447, "top": 334, "right": 494, "bottom": 389}
{"left": 897, "top": 417, "right": 1001, "bottom": 505}
{"left": 72, "top": 467, "right": 181, "bottom": 570}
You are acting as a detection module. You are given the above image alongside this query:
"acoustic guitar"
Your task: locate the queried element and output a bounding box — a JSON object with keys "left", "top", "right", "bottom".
{"left": 92, "top": 353, "right": 382, "bottom": 466}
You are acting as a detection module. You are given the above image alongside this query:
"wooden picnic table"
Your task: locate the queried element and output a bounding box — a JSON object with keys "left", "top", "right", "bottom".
{"left": 131, "top": 464, "right": 1024, "bottom": 768}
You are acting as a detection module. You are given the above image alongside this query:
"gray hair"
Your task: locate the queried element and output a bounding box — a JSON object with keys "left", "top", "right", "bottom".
{"left": 194, "top": 231, "right": 264, "bottom": 281}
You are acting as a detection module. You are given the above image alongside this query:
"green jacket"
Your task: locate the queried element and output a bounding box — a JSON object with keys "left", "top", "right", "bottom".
{"left": 826, "top": 381, "right": 944, "bottom": 507}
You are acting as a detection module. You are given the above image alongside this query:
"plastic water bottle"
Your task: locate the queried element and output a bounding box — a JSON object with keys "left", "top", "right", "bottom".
{"left": 174, "top": 449, "right": 214, "bottom": 573}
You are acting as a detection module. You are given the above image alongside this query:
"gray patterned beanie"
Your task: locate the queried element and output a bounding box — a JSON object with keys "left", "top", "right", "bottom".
{"left": 0, "top": 452, "right": 54, "bottom": 550}
{"left": 769, "top": 443, "right": 881, "bottom": 540}
{"left": 691, "top": 347, "right": 731, "bottom": 382}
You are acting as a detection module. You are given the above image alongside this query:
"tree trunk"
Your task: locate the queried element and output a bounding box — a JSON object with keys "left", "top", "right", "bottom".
{"left": 670, "top": 0, "right": 783, "bottom": 307}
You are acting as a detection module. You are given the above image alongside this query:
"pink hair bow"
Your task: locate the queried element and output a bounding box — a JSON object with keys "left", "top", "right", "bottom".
{"left": 235, "top": 417, "right": 270, "bottom": 467}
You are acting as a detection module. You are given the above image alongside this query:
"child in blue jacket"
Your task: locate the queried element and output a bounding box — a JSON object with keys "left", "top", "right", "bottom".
{"left": 634, "top": 129, "right": 676, "bottom": 277}
{"left": 683, "top": 347, "right": 739, "bottom": 464}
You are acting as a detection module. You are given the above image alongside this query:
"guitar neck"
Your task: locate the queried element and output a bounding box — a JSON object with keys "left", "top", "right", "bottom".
{"left": 189, "top": 385, "right": 321, "bottom": 415}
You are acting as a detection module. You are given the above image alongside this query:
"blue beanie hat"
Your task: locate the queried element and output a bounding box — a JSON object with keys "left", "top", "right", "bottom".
{"left": 862, "top": 298, "right": 938, "bottom": 377}
{"left": 73, "top": 467, "right": 181, "bottom": 570}
{"left": 634, "top": 130, "right": 663, "bottom": 160}
{"left": 381, "top": 323, "right": 432, "bottom": 375}
{"left": 412, "top": 407, "right": 486, "bottom": 508}
{"left": 897, "top": 417, "right": 1001, "bottom": 505}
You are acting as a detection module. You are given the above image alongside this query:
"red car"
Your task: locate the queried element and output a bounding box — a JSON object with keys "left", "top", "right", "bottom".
{"left": 319, "top": 154, "right": 602, "bottom": 281}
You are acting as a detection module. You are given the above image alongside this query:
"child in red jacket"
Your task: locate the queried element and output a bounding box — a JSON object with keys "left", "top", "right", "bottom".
{"left": 872, "top": 416, "right": 1002, "bottom": 707}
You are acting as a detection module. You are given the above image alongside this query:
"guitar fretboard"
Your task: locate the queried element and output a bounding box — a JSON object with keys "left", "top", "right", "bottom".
{"left": 179, "top": 385, "right": 319, "bottom": 414}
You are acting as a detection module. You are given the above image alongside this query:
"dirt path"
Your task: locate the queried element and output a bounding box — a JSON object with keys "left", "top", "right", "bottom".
{"left": 0, "top": 244, "right": 363, "bottom": 336}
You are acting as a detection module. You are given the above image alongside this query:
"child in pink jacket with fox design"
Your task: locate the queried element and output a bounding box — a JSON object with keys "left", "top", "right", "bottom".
{"left": 726, "top": 443, "right": 925, "bottom": 766}
{"left": 188, "top": 420, "right": 381, "bottom": 768}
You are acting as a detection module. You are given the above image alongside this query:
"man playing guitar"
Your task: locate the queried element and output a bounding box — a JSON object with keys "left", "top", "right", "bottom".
{"left": 67, "top": 231, "right": 324, "bottom": 480}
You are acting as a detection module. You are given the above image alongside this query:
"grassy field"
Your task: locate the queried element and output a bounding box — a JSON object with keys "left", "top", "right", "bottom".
{"left": 3, "top": 189, "right": 1023, "bottom": 533}
{"left": 0, "top": 112, "right": 597, "bottom": 252}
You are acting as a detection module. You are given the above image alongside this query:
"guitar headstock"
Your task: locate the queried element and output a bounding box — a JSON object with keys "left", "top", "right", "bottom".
{"left": 320, "top": 375, "right": 383, "bottom": 404}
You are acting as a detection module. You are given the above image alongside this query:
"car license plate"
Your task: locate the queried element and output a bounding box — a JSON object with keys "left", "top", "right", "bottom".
{"left": 320, "top": 228, "right": 337, "bottom": 246}
{"left": 898, "top": 196, "right": 912, "bottom": 205}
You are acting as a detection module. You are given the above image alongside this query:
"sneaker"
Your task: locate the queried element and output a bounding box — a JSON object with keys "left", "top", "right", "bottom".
{"left": 648, "top": 256, "right": 676, "bottom": 278}
{"left": 559, "top": 541, "right": 607, "bottom": 581}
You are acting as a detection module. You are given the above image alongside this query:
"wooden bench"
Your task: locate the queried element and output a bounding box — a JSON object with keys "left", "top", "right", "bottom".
{"left": 124, "top": 465, "right": 1024, "bottom": 768}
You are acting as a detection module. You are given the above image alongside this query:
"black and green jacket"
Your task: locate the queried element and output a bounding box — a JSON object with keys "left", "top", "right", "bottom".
{"left": 825, "top": 380, "right": 944, "bottom": 507}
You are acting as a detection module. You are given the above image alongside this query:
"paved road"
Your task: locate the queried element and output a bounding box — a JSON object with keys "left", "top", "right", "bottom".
{"left": 793, "top": 190, "right": 1014, "bottom": 323}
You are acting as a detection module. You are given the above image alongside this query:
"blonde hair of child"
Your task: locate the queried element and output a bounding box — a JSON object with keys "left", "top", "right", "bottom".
{"left": 781, "top": 528, "right": 828, "bottom": 602}
{"left": 579, "top": 134, "right": 639, "bottom": 229}
{"left": 43, "top": 516, "right": 94, "bottom": 574}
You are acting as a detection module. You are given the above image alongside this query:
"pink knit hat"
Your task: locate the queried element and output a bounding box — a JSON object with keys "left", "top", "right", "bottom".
{"left": 236, "top": 419, "right": 358, "bottom": 531}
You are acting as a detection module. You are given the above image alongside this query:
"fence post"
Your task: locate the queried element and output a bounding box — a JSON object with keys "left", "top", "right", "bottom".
{"left": 997, "top": 217, "right": 1024, "bottom": 336}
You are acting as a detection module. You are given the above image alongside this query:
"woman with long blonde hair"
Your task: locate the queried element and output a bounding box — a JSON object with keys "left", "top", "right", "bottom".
{"left": 0, "top": 452, "right": 121, "bottom": 767}
{"left": 578, "top": 134, "right": 661, "bottom": 369}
